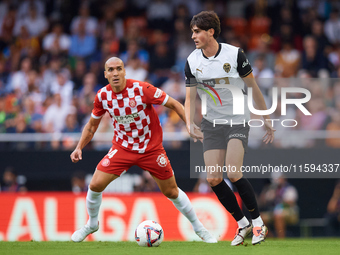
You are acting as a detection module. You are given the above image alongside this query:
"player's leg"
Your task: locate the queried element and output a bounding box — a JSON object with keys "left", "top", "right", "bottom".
{"left": 225, "top": 139, "right": 267, "bottom": 244}
{"left": 72, "top": 146, "right": 132, "bottom": 242}
{"left": 71, "top": 170, "right": 119, "bottom": 242}
{"left": 204, "top": 149, "right": 251, "bottom": 245}
{"left": 151, "top": 174, "right": 217, "bottom": 243}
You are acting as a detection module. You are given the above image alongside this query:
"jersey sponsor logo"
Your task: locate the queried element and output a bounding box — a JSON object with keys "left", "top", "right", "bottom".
{"left": 129, "top": 98, "right": 137, "bottom": 108}
{"left": 113, "top": 113, "right": 139, "bottom": 124}
{"left": 229, "top": 133, "right": 246, "bottom": 139}
{"left": 223, "top": 63, "right": 231, "bottom": 73}
{"left": 196, "top": 68, "right": 203, "bottom": 73}
{"left": 101, "top": 158, "right": 111, "bottom": 167}
{"left": 156, "top": 154, "right": 168, "bottom": 167}
{"left": 154, "top": 88, "right": 162, "bottom": 98}
{"left": 242, "top": 59, "right": 249, "bottom": 68}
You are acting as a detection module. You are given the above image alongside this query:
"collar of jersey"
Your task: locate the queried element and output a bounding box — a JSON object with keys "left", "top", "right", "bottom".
{"left": 201, "top": 43, "right": 222, "bottom": 59}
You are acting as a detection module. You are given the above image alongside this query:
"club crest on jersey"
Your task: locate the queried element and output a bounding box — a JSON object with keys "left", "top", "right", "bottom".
{"left": 223, "top": 63, "right": 231, "bottom": 73}
{"left": 156, "top": 154, "right": 168, "bottom": 167}
{"left": 101, "top": 158, "right": 110, "bottom": 167}
{"left": 129, "top": 98, "right": 137, "bottom": 108}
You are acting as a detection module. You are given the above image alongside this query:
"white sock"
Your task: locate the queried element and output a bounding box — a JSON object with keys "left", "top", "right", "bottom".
{"left": 237, "top": 216, "right": 250, "bottom": 228}
{"left": 86, "top": 187, "right": 102, "bottom": 228}
{"left": 169, "top": 188, "right": 204, "bottom": 232}
{"left": 252, "top": 216, "right": 264, "bottom": 227}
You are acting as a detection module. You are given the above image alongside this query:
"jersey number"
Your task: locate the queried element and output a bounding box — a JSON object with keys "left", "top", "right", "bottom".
{"left": 108, "top": 149, "right": 118, "bottom": 159}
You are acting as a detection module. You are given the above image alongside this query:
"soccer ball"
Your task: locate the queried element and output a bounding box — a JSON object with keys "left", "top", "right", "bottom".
{"left": 135, "top": 220, "right": 164, "bottom": 247}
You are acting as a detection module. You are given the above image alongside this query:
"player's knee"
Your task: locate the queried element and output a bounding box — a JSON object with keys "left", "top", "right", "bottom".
{"left": 163, "top": 187, "right": 178, "bottom": 199}
{"left": 206, "top": 178, "right": 224, "bottom": 187}
{"left": 228, "top": 172, "right": 243, "bottom": 182}
{"left": 89, "top": 183, "right": 105, "bottom": 193}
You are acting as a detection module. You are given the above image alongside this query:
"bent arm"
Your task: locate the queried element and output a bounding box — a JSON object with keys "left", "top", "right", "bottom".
{"left": 70, "top": 116, "right": 102, "bottom": 163}
{"left": 76, "top": 116, "right": 102, "bottom": 150}
{"left": 242, "top": 72, "right": 270, "bottom": 121}
{"left": 164, "top": 96, "right": 186, "bottom": 124}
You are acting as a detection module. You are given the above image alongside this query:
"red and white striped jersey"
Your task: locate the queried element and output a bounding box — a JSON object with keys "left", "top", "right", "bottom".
{"left": 91, "top": 79, "right": 169, "bottom": 153}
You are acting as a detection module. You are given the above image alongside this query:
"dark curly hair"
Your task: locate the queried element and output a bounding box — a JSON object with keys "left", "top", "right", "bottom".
{"left": 190, "top": 11, "right": 221, "bottom": 39}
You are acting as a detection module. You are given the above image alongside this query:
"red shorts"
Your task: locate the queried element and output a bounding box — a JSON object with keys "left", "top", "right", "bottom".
{"left": 96, "top": 144, "right": 174, "bottom": 180}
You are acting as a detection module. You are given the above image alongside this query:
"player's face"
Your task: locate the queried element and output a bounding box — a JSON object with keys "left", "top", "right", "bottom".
{"left": 191, "top": 25, "right": 212, "bottom": 49}
{"left": 104, "top": 59, "right": 126, "bottom": 92}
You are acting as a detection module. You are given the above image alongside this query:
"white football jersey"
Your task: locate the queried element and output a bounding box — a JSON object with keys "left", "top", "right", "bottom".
{"left": 185, "top": 43, "right": 252, "bottom": 124}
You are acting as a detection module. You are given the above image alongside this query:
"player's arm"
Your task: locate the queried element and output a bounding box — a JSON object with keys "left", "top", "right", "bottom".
{"left": 70, "top": 116, "right": 102, "bottom": 163}
{"left": 184, "top": 61, "right": 202, "bottom": 141}
{"left": 237, "top": 48, "right": 275, "bottom": 144}
{"left": 164, "top": 96, "right": 186, "bottom": 123}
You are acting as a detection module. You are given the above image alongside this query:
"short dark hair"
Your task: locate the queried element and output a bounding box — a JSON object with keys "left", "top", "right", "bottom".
{"left": 190, "top": 11, "right": 221, "bottom": 39}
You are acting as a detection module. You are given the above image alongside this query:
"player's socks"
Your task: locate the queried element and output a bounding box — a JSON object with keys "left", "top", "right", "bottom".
{"left": 211, "top": 180, "right": 244, "bottom": 222}
{"left": 169, "top": 188, "right": 204, "bottom": 232}
{"left": 252, "top": 216, "right": 264, "bottom": 228}
{"left": 237, "top": 216, "right": 250, "bottom": 228}
{"left": 233, "top": 178, "right": 261, "bottom": 220}
{"left": 86, "top": 188, "right": 102, "bottom": 228}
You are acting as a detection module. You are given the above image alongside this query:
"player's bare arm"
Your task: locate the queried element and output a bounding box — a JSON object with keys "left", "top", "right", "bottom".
{"left": 242, "top": 72, "right": 275, "bottom": 144}
{"left": 70, "top": 117, "right": 102, "bottom": 163}
{"left": 184, "top": 86, "right": 203, "bottom": 141}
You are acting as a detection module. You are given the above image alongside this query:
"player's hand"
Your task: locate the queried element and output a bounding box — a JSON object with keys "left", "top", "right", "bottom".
{"left": 263, "top": 120, "right": 275, "bottom": 144}
{"left": 186, "top": 123, "right": 203, "bottom": 142}
{"left": 70, "top": 148, "right": 82, "bottom": 163}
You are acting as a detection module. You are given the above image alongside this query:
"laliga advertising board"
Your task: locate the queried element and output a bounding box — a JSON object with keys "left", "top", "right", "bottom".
{"left": 0, "top": 193, "right": 240, "bottom": 241}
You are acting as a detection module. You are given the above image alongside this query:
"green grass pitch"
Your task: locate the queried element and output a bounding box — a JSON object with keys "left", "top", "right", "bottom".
{"left": 1, "top": 239, "right": 340, "bottom": 255}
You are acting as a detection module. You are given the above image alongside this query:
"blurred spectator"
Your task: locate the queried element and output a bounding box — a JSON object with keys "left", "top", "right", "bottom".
{"left": 252, "top": 54, "right": 274, "bottom": 94}
{"left": 275, "top": 40, "right": 301, "bottom": 78}
{"left": 98, "top": 5, "right": 124, "bottom": 40}
{"left": 301, "top": 35, "right": 330, "bottom": 77}
{"left": 120, "top": 39, "right": 149, "bottom": 70}
{"left": 248, "top": 38, "right": 275, "bottom": 71}
{"left": 50, "top": 70, "right": 74, "bottom": 107}
{"left": 0, "top": 166, "right": 27, "bottom": 192}
{"left": 324, "top": 9, "right": 340, "bottom": 46}
{"left": 14, "top": 4, "right": 48, "bottom": 38}
{"left": 271, "top": 23, "right": 303, "bottom": 52}
{"left": 125, "top": 54, "right": 148, "bottom": 81}
{"left": 10, "top": 57, "right": 32, "bottom": 98}
{"left": 160, "top": 67, "right": 185, "bottom": 102}
{"left": 326, "top": 111, "right": 340, "bottom": 148}
{"left": 71, "top": 59, "right": 87, "bottom": 91}
{"left": 43, "top": 93, "right": 73, "bottom": 133}
{"left": 17, "top": 0, "right": 45, "bottom": 19}
{"left": 70, "top": 4, "right": 98, "bottom": 35}
{"left": 71, "top": 170, "right": 88, "bottom": 193}
{"left": 42, "top": 23, "right": 71, "bottom": 58}
{"left": 0, "top": 4, "right": 17, "bottom": 49}
{"left": 0, "top": 95, "right": 6, "bottom": 132}
{"left": 259, "top": 172, "right": 299, "bottom": 238}
{"left": 311, "top": 19, "right": 332, "bottom": 55}
{"left": 324, "top": 180, "right": 340, "bottom": 236}
{"left": 69, "top": 20, "right": 97, "bottom": 63}
{"left": 146, "top": 0, "right": 173, "bottom": 32}
{"left": 149, "top": 42, "right": 175, "bottom": 87}
{"left": 0, "top": 58, "right": 10, "bottom": 95}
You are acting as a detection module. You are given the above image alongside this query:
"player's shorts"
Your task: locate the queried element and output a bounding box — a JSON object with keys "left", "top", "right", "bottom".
{"left": 201, "top": 118, "right": 249, "bottom": 153}
{"left": 96, "top": 144, "right": 174, "bottom": 180}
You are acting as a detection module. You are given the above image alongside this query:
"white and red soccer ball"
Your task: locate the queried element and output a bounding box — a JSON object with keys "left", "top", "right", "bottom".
{"left": 135, "top": 220, "right": 164, "bottom": 247}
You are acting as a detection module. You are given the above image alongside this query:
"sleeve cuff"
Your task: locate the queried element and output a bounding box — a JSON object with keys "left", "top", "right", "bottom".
{"left": 161, "top": 94, "right": 169, "bottom": 105}
{"left": 91, "top": 113, "right": 104, "bottom": 119}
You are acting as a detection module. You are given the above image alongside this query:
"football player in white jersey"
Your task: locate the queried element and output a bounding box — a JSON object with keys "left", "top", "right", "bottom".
{"left": 185, "top": 11, "right": 275, "bottom": 245}
{"left": 70, "top": 57, "right": 216, "bottom": 243}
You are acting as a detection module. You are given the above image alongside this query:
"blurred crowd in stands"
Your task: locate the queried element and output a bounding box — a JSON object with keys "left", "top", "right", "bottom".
{"left": 0, "top": 0, "right": 340, "bottom": 150}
